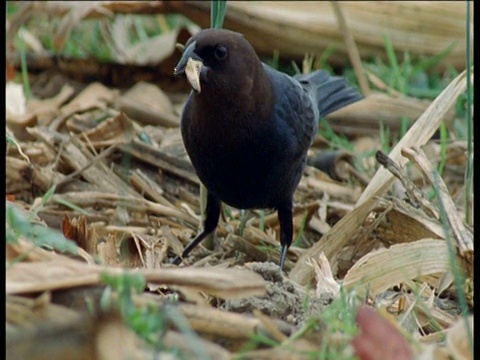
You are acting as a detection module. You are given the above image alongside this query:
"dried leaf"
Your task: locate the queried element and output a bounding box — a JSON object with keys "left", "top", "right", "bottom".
{"left": 60, "top": 82, "right": 118, "bottom": 116}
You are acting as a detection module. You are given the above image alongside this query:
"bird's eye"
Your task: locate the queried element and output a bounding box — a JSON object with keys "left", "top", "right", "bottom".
{"left": 214, "top": 45, "right": 228, "bottom": 61}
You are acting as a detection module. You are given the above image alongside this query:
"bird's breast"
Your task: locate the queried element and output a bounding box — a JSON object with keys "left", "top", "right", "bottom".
{"left": 182, "top": 114, "right": 300, "bottom": 209}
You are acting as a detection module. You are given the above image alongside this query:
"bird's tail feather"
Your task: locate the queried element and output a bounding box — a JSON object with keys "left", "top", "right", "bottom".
{"left": 294, "top": 70, "right": 363, "bottom": 118}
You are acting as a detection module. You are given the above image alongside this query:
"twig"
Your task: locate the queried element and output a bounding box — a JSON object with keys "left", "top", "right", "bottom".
{"left": 119, "top": 140, "right": 199, "bottom": 186}
{"left": 51, "top": 191, "right": 198, "bottom": 227}
{"left": 330, "top": 2, "right": 370, "bottom": 96}
{"left": 375, "top": 150, "right": 439, "bottom": 219}
{"left": 253, "top": 309, "right": 289, "bottom": 342}
{"left": 6, "top": 129, "right": 31, "bottom": 164}
{"left": 54, "top": 143, "right": 117, "bottom": 190}
{"left": 401, "top": 147, "right": 473, "bottom": 257}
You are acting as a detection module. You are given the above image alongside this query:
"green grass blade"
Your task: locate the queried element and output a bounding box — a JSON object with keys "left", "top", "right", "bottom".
{"left": 293, "top": 210, "right": 308, "bottom": 247}
{"left": 437, "top": 123, "right": 448, "bottom": 176}
{"left": 464, "top": 1, "right": 473, "bottom": 226}
{"left": 434, "top": 172, "right": 473, "bottom": 353}
{"left": 53, "top": 196, "right": 91, "bottom": 215}
{"left": 211, "top": 0, "right": 227, "bottom": 29}
{"left": 29, "top": 185, "right": 56, "bottom": 221}
{"left": 6, "top": 204, "right": 78, "bottom": 254}
{"left": 383, "top": 33, "right": 404, "bottom": 93}
{"left": 411, "top": 42, "right": 456, "bottom": 76}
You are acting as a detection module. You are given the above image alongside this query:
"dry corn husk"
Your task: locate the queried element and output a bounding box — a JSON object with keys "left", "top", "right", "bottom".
{"left": 175, "top": 1, "right": 468, "bottom": 70}
{"left": 17, "top": 1, "right": 468, "bottom": 71}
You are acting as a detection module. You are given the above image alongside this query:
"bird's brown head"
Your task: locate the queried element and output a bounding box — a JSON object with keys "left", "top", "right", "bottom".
{"left": 174, "top": 29, "right": 264, "bottom": 98}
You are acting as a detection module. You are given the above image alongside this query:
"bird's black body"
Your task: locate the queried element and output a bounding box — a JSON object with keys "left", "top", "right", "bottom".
{"left": 174, "top": 29, "right": 363, "bottom": 269}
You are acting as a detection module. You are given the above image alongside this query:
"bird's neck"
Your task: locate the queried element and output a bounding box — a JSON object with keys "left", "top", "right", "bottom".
{"left": 194, "top": 66, "right": 273, "bottom": 127}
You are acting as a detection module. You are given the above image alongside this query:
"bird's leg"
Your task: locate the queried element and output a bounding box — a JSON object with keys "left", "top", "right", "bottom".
{"left": 277, "top": 200, "right": 293, "bottom": 270}
{"left": 172, "top": 192, "right": 221, "bottom": 265}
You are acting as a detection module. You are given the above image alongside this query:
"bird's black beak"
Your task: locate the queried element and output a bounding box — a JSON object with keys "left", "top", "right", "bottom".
{"left": 174, "top": 40, "right": 204, "bottom": 93}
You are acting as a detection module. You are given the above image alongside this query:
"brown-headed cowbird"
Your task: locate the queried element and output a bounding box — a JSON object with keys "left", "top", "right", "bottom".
{"left": 173, "top": 29, "right": 363, "bottom": 269}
